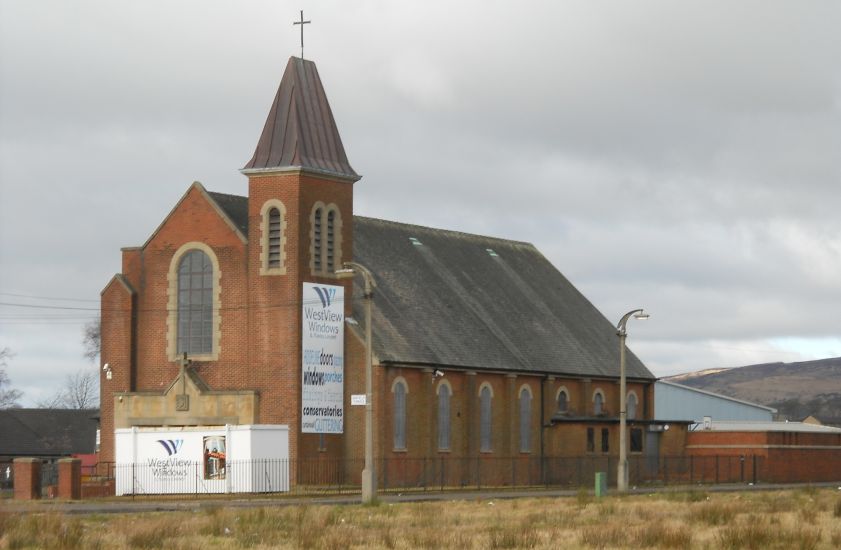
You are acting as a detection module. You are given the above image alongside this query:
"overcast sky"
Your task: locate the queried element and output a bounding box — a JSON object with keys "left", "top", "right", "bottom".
{"left": 1, "top": 1, "right": 840, "bottom": 406}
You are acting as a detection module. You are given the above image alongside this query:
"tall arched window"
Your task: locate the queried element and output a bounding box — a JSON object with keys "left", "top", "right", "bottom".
{"left": 326, "top": 209, "right": 336, "bottom": 272}
{"left": 480, "top": 385, "right": 493, "bottom": 452}
{"left": 627, "top": 392, "right": 638, "bottom": 420}
{"left": 260, "top": 200, "right": 287, "bottom": 275}
{"left": 267, "top": 207, "right": 282, "bottom": 267}
{"left": 557, "top": 389, "right": 569, "bottom": 412}
{"left": 393, "top": 380, "right": 407, "bottom": 450}
{"left": 312, "top": 207, "right": 323, "bottom": 272}
{"left": 437, "top": 383, "right": 451, "bottom": 450}
{"left": 310, "top": 203, "right": 342, "bottom": 276}
{"left": 593, "top": 391, "right": 604, "bottom": 415}
{"left": 177, "top": 249, "right": 213, "bottom": 355}
{"left": 519, "top": 386, "right": 531, "bottom": 452}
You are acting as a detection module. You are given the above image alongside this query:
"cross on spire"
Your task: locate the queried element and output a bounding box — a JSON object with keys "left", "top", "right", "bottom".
{"left": 293, "top": 10, "right": 311, "bottom": 59}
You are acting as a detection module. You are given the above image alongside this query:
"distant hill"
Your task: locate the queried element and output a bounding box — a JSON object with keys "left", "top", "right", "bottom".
{"left": 665, "top": 357, "right": 841, "bottom": 423}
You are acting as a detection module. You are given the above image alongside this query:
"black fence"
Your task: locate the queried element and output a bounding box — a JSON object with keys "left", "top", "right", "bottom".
{"left": 105, "top": 454, "right": 767, "bottom": 497}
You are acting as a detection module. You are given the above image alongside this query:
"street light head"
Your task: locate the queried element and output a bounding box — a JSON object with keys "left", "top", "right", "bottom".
{"left": 633, "top": 311, "right": 650, "bottom": 321}
{"left": 334, "top": 268, "right": 355, "bottom": 279}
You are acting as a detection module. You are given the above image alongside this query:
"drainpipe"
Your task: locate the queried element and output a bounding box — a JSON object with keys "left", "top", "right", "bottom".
{"left": 540, "top": 375, "right": 547, "bottom": 483}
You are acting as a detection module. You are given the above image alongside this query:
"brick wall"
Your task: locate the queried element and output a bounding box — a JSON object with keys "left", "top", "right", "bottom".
{"left": 99, "top": 276, "right": 135, "bottom": 463}
{"left": 100, "top": 171, "right": 357, "bottom": 466}
{"left": 686, "top": 430, "right": 841, "bottom": 483}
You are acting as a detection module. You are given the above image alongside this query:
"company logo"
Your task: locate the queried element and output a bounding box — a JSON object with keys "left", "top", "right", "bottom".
{"left": 313, "top": 287, "right": 337, "bottom": 308}
{"left": 157, "top": 439, "right": 184, "bottom": 456}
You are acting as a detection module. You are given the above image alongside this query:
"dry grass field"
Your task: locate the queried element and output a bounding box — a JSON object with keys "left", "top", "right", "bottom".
{"left": 2, "top": 488, "right": 841, "bottom": 549}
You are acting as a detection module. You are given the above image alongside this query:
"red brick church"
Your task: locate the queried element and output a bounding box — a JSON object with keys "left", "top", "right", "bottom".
{"left": 99, "top": 57, "right": 673, "bottom": 483}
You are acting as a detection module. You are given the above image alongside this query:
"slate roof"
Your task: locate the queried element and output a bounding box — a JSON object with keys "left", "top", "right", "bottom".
{"left": 207, "top": 191, "right": 249, "bottom": 235}
{"left": 242, "top": 57, "right": 359, "bottom": 181}
{"left": 0, "top": 409, "right": 99, "bottom": 458}
{"left": 352, "top": 217, "right": 654, "bottom": 380}
{"left": 184, "top": 190, "right": 653, "bottom": 380}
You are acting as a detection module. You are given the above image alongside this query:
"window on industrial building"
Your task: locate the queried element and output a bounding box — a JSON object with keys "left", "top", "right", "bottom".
{"left": 586, "top": 428, "right": 595, "bottom": 453}
{"left": 601, "top": 428, "right": 609, "bottom": 453}
{"left": 627, "top": 392, "right": 638, "bottom": 420}
{"left": 519, "top": 386, "right": 531, "bottom": 453}
{"left": 630, "top": 428, "right": 643, "bottom": 453}
{"left": 177, "top": 249, "right": 213, "bottom": 355}
{"left": 593, "top": 390, "right": 604, "bottom": 415}
{"left": 393, "top": 379, "right": 407, "bottom": 450}
{"left": 437, "top": 383, "right": 451, "bottom": 451}
{"left": 480, "top": 384, "right": 493, "bottom": 452}
{"left": 557, "top": 388, "right": 569, "bottom": 412}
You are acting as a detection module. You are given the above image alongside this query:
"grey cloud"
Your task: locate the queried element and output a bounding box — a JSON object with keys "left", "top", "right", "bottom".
{"left": 2, "top": 0, "right": 841, "bottom": 404}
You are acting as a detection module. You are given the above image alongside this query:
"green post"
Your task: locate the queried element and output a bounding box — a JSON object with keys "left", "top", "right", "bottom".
{"left": 595, "top": 471, "right": 607, "bottom": 498}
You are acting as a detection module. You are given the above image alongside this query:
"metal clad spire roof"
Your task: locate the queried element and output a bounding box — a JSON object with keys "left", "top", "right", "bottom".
{"left": 243, "top": 57, "right": 359, "bottom": 181}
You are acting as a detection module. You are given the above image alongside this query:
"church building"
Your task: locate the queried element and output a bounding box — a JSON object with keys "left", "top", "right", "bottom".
{"left": 99, "top": 56, "right": 678, "bottom": 486}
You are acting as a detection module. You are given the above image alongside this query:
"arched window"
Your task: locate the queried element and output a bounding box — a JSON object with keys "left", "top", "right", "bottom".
{"left": 177, "top": 249, "right": 213, "bottom": 355}
{"left": 627, "top": 392, "right": 638, "bottom": 420}
{"left": 260, "top": 200, "right": 287, "bottom": 274}
{"left": 326, "top": 209, "right": 336, "bottom": 272}
{"left": 312, "top": 207, "right": 323, "bottom": 272}
{"left": 437, "top": 383, "right": 451, "bottom": 450}
{"left": 268, "top": 207, "right": 281, "bottom": 267}
{"left": 393, "top": 380, "right": 407, "bottom": 450}
{"left": 557, "top": 389, "right": 569, "bottom": 412}
{"left": 519, "top": 386, "right": 531, "bottom": 452}
{"left": 480, "top": 385, "right": 493, "bottom": 452}
{"left": 593, "top": 391, "right": 604, "bottom": 415}
{"left": 310, "top": 203, "right": 342, "bottom": 276}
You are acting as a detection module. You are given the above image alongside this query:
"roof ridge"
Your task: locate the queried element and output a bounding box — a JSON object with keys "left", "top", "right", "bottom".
{"left": 354, "top": 215, "right": 535, "bottom": 248}
{"left": 207, "top": 190, "right": 247, "bottom": 200}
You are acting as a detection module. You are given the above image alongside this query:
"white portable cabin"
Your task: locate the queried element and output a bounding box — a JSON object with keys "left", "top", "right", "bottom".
{"left": 115, "top": 424, "right": 289, "bottom": 495}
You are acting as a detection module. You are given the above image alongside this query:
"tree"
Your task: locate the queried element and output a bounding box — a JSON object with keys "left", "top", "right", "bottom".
{"left": 38, "top": 369, "right": 99, "bottom": 409}
{"left": 82, "top": 318, "right": 101, "bottom": 362}
{"left": 0, "top": 347, "right": 23, "bottom": 409}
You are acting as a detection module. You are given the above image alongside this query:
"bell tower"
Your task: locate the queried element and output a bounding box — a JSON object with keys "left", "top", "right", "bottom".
{"left": 241, "top": 56, "right": 360, "bottom": 462}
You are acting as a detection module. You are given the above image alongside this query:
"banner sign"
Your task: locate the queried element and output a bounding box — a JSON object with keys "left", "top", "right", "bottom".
{"left": 301, "top": 282, "right": 345, "bottom": 433}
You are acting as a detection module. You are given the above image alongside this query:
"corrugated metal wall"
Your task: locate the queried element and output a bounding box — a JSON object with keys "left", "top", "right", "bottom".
{"left": 654, "top": 381, "right": 773, "bottom": 422}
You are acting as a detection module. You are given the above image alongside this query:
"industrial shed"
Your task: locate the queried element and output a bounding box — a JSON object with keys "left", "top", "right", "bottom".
{"left": 655, "top": 380, "right": 775, "bottom": 423}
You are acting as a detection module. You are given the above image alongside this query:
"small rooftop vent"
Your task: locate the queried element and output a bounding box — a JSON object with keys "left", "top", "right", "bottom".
{"left": 486, "top": 248, "right": 499, "bottom": 257}
{"left": 409, "top": 237, "right": 423, "bottom": 246}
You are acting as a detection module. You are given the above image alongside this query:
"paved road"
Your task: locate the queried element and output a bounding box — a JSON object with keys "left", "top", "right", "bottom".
{"left": 3, "top": 482, "right": 839, "bottom": 515}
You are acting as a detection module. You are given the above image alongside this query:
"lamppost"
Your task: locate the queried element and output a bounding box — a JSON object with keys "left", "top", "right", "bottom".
{"left": 616, "top": 308, "right": 649, "bottom": 493}
{"left": 336, "top": 261, "right": 377, "bottom": 503}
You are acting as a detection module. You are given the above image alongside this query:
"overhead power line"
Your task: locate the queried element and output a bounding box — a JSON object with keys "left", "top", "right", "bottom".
{"left": 0, "top": 292, "right": 99, "bottom": 302}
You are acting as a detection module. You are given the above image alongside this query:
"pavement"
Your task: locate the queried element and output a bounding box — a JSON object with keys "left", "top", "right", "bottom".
{"left": 2, "top": 481, "right": 840, "bottom": 515}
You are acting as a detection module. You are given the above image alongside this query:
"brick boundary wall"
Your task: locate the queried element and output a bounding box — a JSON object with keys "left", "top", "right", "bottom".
{"left": 13, "top": 458, "right": 40, "bottom": 500}
{"left": 58, "top": 458, "right": 81, "bottom": 500}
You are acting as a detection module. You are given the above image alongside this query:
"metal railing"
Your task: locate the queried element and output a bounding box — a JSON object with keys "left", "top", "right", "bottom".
{"left": 13, "top": 453, "right": 837, "bottom": 498}
{"left": 105, "top": 454, "right": 771, "bottom": 497}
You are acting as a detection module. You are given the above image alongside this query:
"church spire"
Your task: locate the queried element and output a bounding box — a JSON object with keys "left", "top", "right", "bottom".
{"left": 242, "top": 57, "right": 359, "bottom": 182}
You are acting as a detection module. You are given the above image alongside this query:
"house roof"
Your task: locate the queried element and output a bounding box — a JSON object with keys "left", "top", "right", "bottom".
{"left": 0, "top": 408, "right": 99, "bottom": 458}
{"left": 352, "top": 217, "right": 653, "bottom": 379}
{"left": 242, "top": 57, "right": 359, "bottom": 181}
